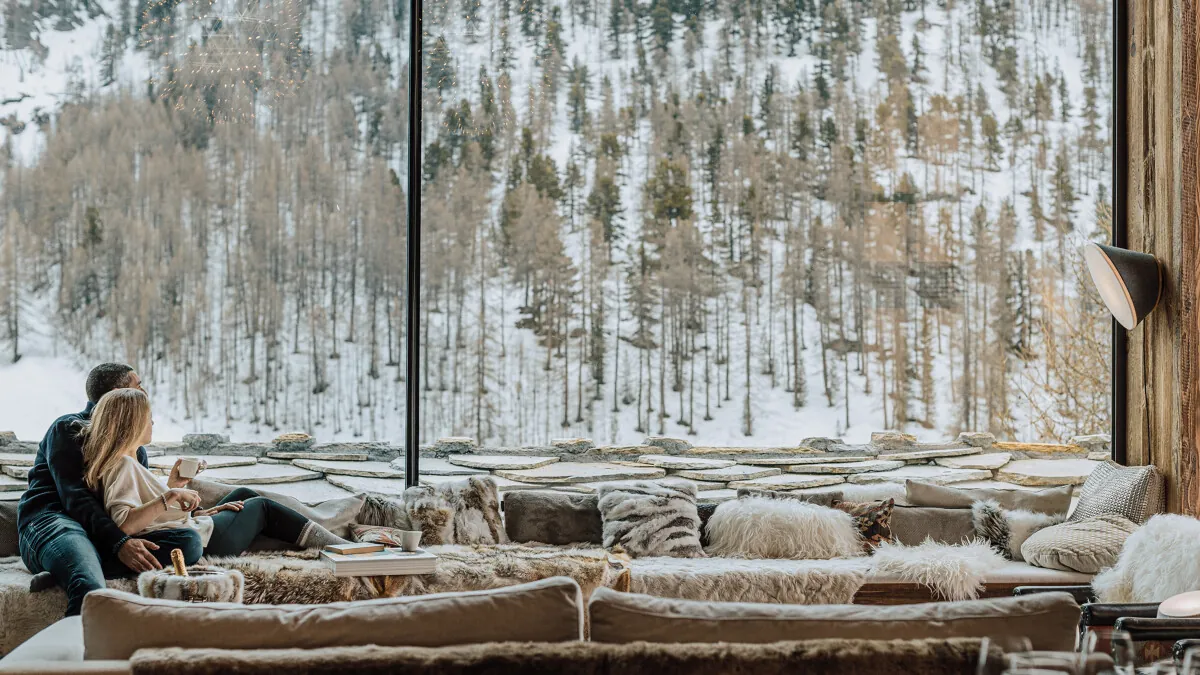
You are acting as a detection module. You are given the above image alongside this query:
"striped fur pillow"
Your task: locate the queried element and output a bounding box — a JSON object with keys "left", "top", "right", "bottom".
{"left": 596, "top": 481, "right": 706, "bottom": 558}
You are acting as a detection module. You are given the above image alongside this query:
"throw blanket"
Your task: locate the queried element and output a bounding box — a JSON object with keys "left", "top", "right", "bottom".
{"left": 625, "top": 556, "right": 867, "bottom": 604}
{"left": 129, "top": 639, "right": 999, "bottom": 675}
{"left": 867, "top": 539, "right": 1008, "bottom": 601}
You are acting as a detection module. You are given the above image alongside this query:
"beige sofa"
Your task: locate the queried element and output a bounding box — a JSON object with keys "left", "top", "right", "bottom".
{"left": 0, "top": 577, "right": 1086, "bottom": 674}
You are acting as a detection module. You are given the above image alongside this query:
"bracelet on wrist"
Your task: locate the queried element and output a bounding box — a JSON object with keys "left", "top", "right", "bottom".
{"left": 161, "top": 493, "right": 169, "bottom": 509}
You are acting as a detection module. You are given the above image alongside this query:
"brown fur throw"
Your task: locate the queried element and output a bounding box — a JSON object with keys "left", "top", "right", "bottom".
{"left": 130, "top": 639, "right": 1003, "bottom": 675}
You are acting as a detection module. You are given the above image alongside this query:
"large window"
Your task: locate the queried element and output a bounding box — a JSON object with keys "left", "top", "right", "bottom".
{"left": 418, "top": 0, "right": 1114, "bottom": 447}
{"left": 0, "top": 0, "right": 409, "bottom": 442}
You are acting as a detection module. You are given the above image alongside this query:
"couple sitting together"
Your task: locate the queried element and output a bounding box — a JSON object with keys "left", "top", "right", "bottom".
{"left": 17, "top": 363, "right": 350, "bottom": 616}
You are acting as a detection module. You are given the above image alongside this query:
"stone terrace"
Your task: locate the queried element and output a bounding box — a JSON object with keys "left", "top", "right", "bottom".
{"left": 0, "top": 430, "right": 1111, "bottom": 505}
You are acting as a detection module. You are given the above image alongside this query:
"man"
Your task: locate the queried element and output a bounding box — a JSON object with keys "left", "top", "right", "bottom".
{"left": 17, "top": 363, "right": 202, "bottom": 616}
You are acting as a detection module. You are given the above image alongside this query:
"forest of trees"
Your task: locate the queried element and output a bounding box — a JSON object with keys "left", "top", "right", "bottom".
{"left": 0, "top": 0, "right": 1112, "bottom": 445}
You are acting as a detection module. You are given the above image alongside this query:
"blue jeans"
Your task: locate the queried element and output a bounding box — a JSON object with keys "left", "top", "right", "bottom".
{"left": 20, "top": 513, "right": 203, "bottom": 616}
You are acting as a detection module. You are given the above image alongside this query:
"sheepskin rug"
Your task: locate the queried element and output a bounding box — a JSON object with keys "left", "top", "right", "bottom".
{"left": 868, "top": 539, "right": 1007, "bottom": 601}
{"left": 705, "top": 497, "right": 864, "bottom": 560}
{"left": 625, "top": 556, "right": 867, "bottom": 604}
{"left": 1093, "top": 514, "right": 1200, "bottom": 603}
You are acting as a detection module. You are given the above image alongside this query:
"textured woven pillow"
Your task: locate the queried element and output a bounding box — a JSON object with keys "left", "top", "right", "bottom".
{"left": 832, "top": 499, "right": 895, "bottom": 552}
{"left": 1069, "top": 461, "right": 1165, "bottom": 525}
{"left": 596, "top": 481, "right": 705, "bottom": 558}
{"left": 1021, "top": 513, "right": 1138, "bottom": 573}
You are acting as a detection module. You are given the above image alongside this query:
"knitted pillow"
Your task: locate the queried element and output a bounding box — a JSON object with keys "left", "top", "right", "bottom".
{"left": 1070, "top": 461, "right": 1165, "bottom": 525}
{"left": 1022, "top": 514, "right": 1138, "bottom": 574}
{"left": 832, "top": 499, "right": 895, "bottom": 552}
{"left": 596, "top": 481, "right": 705, "bottom": 558}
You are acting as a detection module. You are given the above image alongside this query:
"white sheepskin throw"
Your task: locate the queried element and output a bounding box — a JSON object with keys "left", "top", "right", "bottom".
{"left": 597, "top": 481, "right": 706, "bottom": 558}
{"left": 626, "top": 556, "right": 868, "bottom": 604}
{"left": 1093, "top": 514, "right": 1200, "bottom": 603}
{"left": 869, "top": 539, "right": 1007, "bottom": 601}
{"left": 705, "top": 497, "right": 864, "bottom": 560}
{"left": 971, "top": 500, "right": 1064, "bottom": 561}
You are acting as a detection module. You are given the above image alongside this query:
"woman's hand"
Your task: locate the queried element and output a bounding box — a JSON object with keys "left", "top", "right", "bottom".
{"left": 195, "top": 501, "right": 243, "bottom": 517}
{"left": 167, "top": 459, "right": 207, "bottom": 488}
{"left": 164, "top": 488, "right": 202, "bottom": 511}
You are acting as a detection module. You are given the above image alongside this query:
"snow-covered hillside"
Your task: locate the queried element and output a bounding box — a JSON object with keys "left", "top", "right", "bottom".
{"left": 0, "top": 0, "right": 1112, "bottom": 445}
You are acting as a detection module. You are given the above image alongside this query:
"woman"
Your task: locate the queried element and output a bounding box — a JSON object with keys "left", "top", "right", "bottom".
{"left": 82, "top": 389, "right": 350, "bottom": 565}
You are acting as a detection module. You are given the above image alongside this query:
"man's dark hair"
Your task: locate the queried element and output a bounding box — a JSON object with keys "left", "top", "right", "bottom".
{"left": 85, "top": 363, "right": 135, "bottom": 403}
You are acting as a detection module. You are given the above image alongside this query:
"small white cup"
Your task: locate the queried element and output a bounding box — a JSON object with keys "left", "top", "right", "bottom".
{"left": 177, "top": 457, "right": 201, "bottom": 479}
{"left": 399, "top": 530, "right": 422, "bottom": 552}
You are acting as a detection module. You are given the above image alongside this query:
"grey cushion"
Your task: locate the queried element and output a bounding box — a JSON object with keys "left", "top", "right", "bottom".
{"left": 890, "top": 506, "right": 975, "bottom": 546}
{"left": 905, "top": 480, "right": 1073, "bottom": 515}
{"left": 0, "top": 500, "right": 17, "bottom": 557}
{"left": 735, "top": 487, "right": 843, "bottom": 508}
{"left": 588, "top": 587, "right": 1080, "bottom": 652}
{"left": 596, "top": 481, "right": 705, "bottom": 558}
{"left": 1069, "top": 461, "right": 1165, "bottom": 525}
{"left": 1021, "top": 514, "right": 1138, "bottom": 573}
{"left": 503, "top": 491, "right": 602, "bottom": 545}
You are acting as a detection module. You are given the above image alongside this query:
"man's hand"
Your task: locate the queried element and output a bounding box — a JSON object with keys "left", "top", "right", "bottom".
{"left": 118, "top": 538, "right": 162, "bottom": 573}
{"left": 166, "top": 459, "right": 206, "bottom": 489}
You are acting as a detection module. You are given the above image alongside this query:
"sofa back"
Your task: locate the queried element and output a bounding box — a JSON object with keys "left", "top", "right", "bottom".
{"left": 81, "top": 577, "right": 584, "bottom": 660}
{"left": 588, "top": 587, "right": 1081, "bottom": 652}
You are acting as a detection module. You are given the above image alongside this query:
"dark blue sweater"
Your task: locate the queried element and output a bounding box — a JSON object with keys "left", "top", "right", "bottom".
{"left": 17, "top": 402, "right": 149, "bottom": 557}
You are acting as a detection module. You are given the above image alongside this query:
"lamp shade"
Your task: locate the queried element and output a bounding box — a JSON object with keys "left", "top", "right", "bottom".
{"left": 1083, "top": 243, "right": 1163, "bottom": 330}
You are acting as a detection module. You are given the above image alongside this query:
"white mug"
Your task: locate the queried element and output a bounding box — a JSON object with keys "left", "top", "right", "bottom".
{"left": 399, "top": 530, "right": 422, "bottom": 552}
{"left": 177, "top": 457, "right": 201, "bottom": 479}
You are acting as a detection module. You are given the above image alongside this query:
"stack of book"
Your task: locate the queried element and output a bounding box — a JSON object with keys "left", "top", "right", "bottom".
{"left": 320, "top": 543, "right": 438, "bottom": 577}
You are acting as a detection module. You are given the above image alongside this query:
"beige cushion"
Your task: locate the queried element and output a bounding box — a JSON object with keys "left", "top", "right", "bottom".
{"left": 890, "top": 506, "right": 975, "bottom": 545}
{"left": 1021, "top": 514, "right": 1138, "bottom": 573}
{"left": 82, "top": 577, "right": 583, "bottom": 660}
{"left": 906, "top": 480, "right": 1073, "bottom": 515}
{"left": 0, "top": 617, "right": 83, "bottom": 665}
{"left": 1069, "top": 461, "right": 1165, "bottom": 525}
{"left": 588, "top": 586, "right": 1079, "bottom": 651}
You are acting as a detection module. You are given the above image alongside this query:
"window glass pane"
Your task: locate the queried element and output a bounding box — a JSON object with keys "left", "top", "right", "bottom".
{"left": 438, "top": 0, "right": 1108, "bottom": 448}
{"left": 0, "top": 0, "right": 409, "bottom": 442}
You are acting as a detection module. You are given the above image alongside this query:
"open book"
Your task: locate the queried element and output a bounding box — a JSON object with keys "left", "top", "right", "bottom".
{"left": 319, "top": 548, "right": 437, "bottom": 577}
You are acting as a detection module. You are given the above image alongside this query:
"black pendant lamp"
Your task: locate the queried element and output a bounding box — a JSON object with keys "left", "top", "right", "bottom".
{"left": 1083, "top": 243, "right": 1164, "bottom": 330}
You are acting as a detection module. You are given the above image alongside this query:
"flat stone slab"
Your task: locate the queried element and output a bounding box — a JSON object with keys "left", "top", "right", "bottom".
{"left": 495, "top": 462, "right": 667, "bottom": 485}
{"left": 0, "top": 453, "right": 35, "bottom": 467}
{"left": 201, "top": 464, "right": 322, "bottom": 485}
{"left": 696, "top": 489, "right": 738, "bottom": 503}
{"left": 727, "top": 474, "right": 846, "bottom": 491}
{"left": 994, "top": 459, "right": 1100, "bottom": 486}
{"left": 741, "top": 455, "right": 866, "bottom": 466}
{"left": 149, "top": 455, "right": 258, "bottom": 471}
{"left": 326, "top": 474, "right": 407, "bottom": 497}
{"left": 266, "top": 451, "right": 370, "bottom": 461}
{"left": 788, "top": 460, "right": 905, "bottom": 475}
{"left": 445, "top": 455, "right": 560, "bottom": 471}
{"left": 0, "top": 474, "right": 26, "bottom": 491}
{"left": 241, "top": 480, "right": 354, "bottom": 505}
{"left": 949, "top": 480, "right": 1048, "bottom": 492}
{"left": 845, "top": 465, "right": 992, "bottom": 485}
{"left": 683, "top": 446, "right": 823, "bottom": 457}
{"left": 672, "top": 465, "right": 782, "bottom": 482}
{"left": 877, "top": 447, "right": 981, "bottom": 462}
{"left": 935, "top": 452, "right": 1012, "bottom": 470}
{"left": 1087, "top": 451, "right": 1111, "bottom": 461}
{"left": 291, "top": 459, "right": 404, "bottom": 479}
{"left": 404, "top": 457, "right": 489, "bottom": 476}
{"left": 637, "top": 455, "right": 737, "bottom": 471}
{"left": 1, "top": 466, "right": 27, "bottom": 479}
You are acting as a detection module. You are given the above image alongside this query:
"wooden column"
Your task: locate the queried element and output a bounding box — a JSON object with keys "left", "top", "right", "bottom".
{"left": 1125, "top": 0, "right": 1200, "bottom": 515}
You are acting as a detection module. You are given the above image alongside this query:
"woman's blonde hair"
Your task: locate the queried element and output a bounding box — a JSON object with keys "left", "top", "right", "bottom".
{"left": 81, "top": 388, "right": 151, "bottom": 490}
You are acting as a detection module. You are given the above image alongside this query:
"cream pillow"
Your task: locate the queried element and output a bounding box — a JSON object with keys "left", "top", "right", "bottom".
{"left": 705, "top": 497, "right": 863, "bottom": 559}
{"left": 1021, "top": 514, "right": 1138, "bottom": 574}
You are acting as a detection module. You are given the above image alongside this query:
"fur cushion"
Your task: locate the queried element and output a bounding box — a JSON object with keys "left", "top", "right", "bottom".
{"left": 735, "top": 487, "right": 843, "bottom": 508}
{"left": 832, "top": 499, "right": 895, "bottom": 552}
{"left": 596, "top": 481, "right": 705, "bottom": 558}
{"left": 138, "top": 567, "right": 244, "bottom": 603}
{"left": 971, "top": 501, "right": 1064, "bottom": 561}
{"left": 1092, "top": 514, "right": 1196, "bottom": 602}
{"left": 401, "top": 477, "right": 507, "bottom": 546}
{"left": 357, "top": 494, "right": 411, "bottom": 530}
{"left": 705, "top": 498, "right": 863, "bottom": 560}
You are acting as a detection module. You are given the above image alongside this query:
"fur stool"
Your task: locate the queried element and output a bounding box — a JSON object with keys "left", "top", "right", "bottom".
{"left": 138, "top": 566, "right": 245, "bottom": 603}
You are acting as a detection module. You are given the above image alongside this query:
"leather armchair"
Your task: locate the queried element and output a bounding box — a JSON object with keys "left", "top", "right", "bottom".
{"left": 1012, "top": 585, "right": 1096, "bottom": 605}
